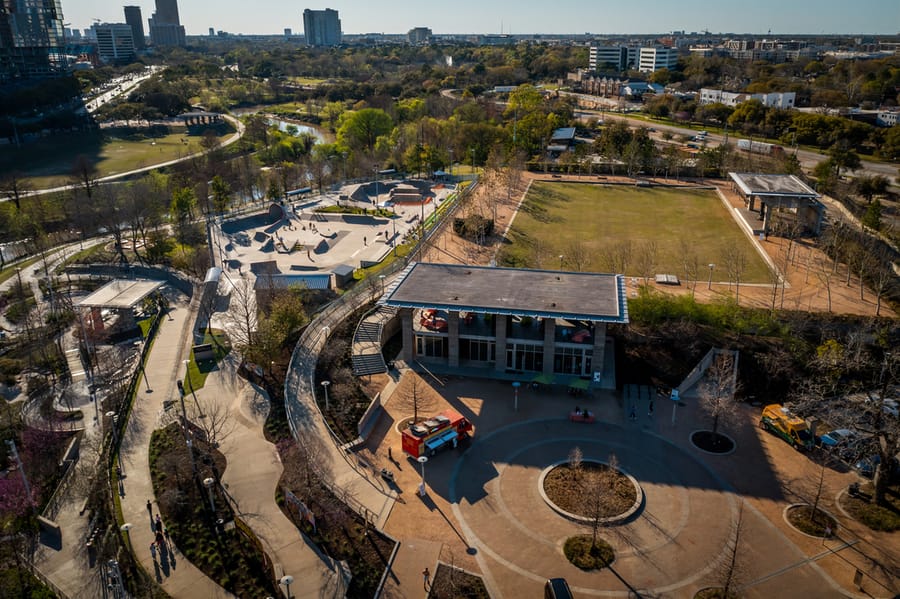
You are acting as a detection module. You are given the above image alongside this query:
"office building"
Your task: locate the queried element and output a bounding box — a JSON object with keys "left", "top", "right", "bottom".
{"left": 589, "top": 45, "right": 630, "bottom": 71}
{"left": 149, "top": 0, "right": 185, "bottom": 47}
{"left": 407, "top": 27, "right": 432, "bottom": 44}
{"left": 302, "top": 8, "right": 341, "bottom": 47}
{"left": 94, "top": 23, "right": 135, "bottom": 64}
{"left": 0, "top": 0, "right": 67, "bottom": 81}
{"left": 700, "top": 88, "right": 796, "bottom": 109}
{"left": 123, "top": 5, "right": 144, "bottom": 49}
{"left": 638, "top": 47, "right": 678, "bottom": 73}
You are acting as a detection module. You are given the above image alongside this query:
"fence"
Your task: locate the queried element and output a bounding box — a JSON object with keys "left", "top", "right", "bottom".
{"left": 283, "top": 179, "right": 477, "bottom": 523}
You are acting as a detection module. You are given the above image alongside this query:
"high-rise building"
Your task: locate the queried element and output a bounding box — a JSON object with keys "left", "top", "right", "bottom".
{"left": 123, "top": 6, "right": 145, "bottom": 50}
{"left": 149, "top": 0, "right": 185, "bottom": 47}
{"left": 638, "top": 47, "right": 679, "bottom": 73}
{"left": 0, "top": 0, "right": 67, "bottom": 82}
{"left": 302, "top": 8, "right": 341, "bottom": 47}
{"left": 407, "top": 27, "right": 432, "bottom": 44}
{"left": 93, "top": 23, "right": 135, "bottom": 64}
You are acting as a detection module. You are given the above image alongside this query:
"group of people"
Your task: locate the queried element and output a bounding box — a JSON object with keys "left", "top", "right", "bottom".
{"left": 573, "top": 406, "right": 593, "bottom": 418}
{"left": 146, "top": 500, "right": 172, "bottom": 562}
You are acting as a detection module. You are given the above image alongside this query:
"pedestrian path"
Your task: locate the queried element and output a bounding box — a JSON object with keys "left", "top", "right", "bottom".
{"left": 199, "top": 356, "right": 346, "bottom": 598}
{"left": 116, "top": 295, "right": 234, "bottom": 598}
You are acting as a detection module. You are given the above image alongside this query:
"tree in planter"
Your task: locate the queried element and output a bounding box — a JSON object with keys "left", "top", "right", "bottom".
{"left": 708, "top": 501, "right": 748, "bottom": 599}
{"left": 699, "top": 352, "right": 739, "bottom": 448}
{"left": 393, "top": 372, "right": 435, "bottom": 425}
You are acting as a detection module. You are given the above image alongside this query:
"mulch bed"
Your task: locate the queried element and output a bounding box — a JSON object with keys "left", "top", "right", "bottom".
{"left": 563, "top": 535, "right": 615, "bottom": 570}
{"left": 691, "top": 430, "right": 735, "bottom": 453}
{"left": 429, "top": 563, "right": 490, "bottom": 599}
{"left": 543, "top": 462, "right": 636, "bottom": 518}
{"left": 838, "top": 483, "right": 900, "bottom": 532}
{"left": 785, "top": 505, "right": 838, "bottom": 537}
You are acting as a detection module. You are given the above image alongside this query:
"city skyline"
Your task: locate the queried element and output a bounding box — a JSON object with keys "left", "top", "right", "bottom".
{"left": 64, "top": 0, "right": 900, "bottom": 37}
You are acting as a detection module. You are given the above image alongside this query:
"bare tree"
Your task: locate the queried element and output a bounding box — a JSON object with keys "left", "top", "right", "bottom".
{"left": 568, "top": 446, "right": 583, "bottom": 479}
{"left": 601, "top": 240, "right": 632, "bottom": 275}
{"left": 699, "top": 352, "right": 739, "bottom": 443}
{"left": 0, "top": 170, "right": 30, "bottom": 211}
{"left": 187, "top": 394, "right": 235, "bottom": 448}
{"left": 393, "top": 372, "right": 436, "bottom": 425}
{"left": 223, "top": 276, "right": 258, "bottom": 356}
{"left": 581, "top": 454, "right": 620, "bottom": 553}
{"left": 633, "top": 240, "right": 658, "bottom": 284}
{"left": 679, "top": 239, "right": 701, "bottom": 297}
{"left": 565, "top": 240, "right": 590, "bottom": 272}
{"left": 721, "top": 246, "right": 748, "bottom": 304}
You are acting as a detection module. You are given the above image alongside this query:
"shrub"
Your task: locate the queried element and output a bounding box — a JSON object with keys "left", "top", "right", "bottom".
{"left": 453, "top": 214, "right": 494, "bottom": 241}
{"left": 563, "top": 535, "right": 615, "bottom": 570}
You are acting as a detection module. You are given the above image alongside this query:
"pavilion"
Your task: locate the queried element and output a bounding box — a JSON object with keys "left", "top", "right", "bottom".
{"left": 729, "top": 173, "right": 824, "bottom": 236}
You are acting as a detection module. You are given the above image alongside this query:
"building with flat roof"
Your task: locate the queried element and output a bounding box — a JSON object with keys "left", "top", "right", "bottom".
{"left": 149, "top": 0, "right": 185, "bottom": 47}
{"left": 302, "top": 8, "right": 341, "bottom": 47}
{"left": 729, "top": 172, "right": 824, "bottom": 236}
{"left": 0, "top": 0, "right": 67, "bottom": 82}
{"left": 700, "top": 88, "right": 795, "bottom": 109}
{"left": 93, "top": 23, "right": 135, "bottom": 64}
{"left": 380, "top": 263, "right": 628, "bottom": 387}
{"left": 407, "top": 27, "right": 432, "bottom": 44}
{"left": 123, "top": 6, "right": 145, "bottom": 50}
{"left": 638, "top": 46, "right": 678, "bottom": 73}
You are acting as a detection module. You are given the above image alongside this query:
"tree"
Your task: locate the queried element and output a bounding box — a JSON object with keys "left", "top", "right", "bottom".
{"left": 854, "top": 175, "right": 889, "bottom": 204}
{"left": 210, "top": 175, "right": 231, "bottom": 214}
{"left": 699, "top": 352, "right": 739, "bottom": 443}
{"left": 70, "top": 155, "right": 99, "bottom": 201}
{"left": 721, "top": 246, "right": 748, "bottom": 304}
{"left": 679, "top": 239, "right": 701, "bottom": 297}
{"left": 827, "top": 142, "right": 861, "bottom": 178}
{"left": 568, "top": 446, "right": 583, "bottom": 480}
{"left": 861, "top": 199, "right": 883, "bottom": 231}
{"left": 170, "top": 186, "right": 197, "bottom": 246}
{"left": 393, "top": 372, "right": 435, "bottom": 425}
{"left": 337, "top": 108, "right": 393, "bottom": 153}
{"left": 0, "top": 170, "right": 30, "bottom": 211}
{"left": 223, "top": 276, "right": 258, "bottom": 356}
{"left": 713, "top": 501, "right": 748, "bottom": 599}
{"left": 633, "top": 240, "right": 658, "bottom": 284}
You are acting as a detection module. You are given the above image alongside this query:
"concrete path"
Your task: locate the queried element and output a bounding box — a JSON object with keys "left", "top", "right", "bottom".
{"left": 116, "top": 294, "right": 234, "bottom": 598}
{"left": 380, "top": 538, "right": 441, "bottom": 599}
{"left": 200, "top": 356, "right": 346, "bottom": 598}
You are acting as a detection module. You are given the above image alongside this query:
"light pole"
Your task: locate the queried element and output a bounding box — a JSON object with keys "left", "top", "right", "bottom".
{"left": 559, "top": 255, "right": 565, "bottom": 270}
{"left": 512, "top": 381, "right": 521, "bottom": 412}
{"left": 707, "top": 263, "right": 715, "bottom": 290}
{"left": 321, "top": 380, "right": 330, "bottom": 411}
{"left": 280, "top": 575, "right": 294, "bottom": 599}
{"left": 183, "top": 359, "right": 202, "bottom": 417}
{"left": 106, "top": 411, "right": 119, "bottom": 447}
{"left": 203, "top": 477, "right": 216, "bottom": 513}
{"left": 449, "top": 148, "right": 454, "bottom": 180}
{"left": 134, "top": 342, "right": 151, "bottom": 392}
{"left": 379, "top": 274, "right": 386, "bottom": 295}
{"left": 373, "top": 167, "right": 379, "bottom": 206}
{"left": 417, "top": 455, "right": 428, "bottom": 496}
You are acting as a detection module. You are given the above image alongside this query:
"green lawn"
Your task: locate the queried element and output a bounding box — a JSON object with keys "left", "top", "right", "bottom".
{"left": 184, "top": 329, "right": 232, "bottom": 394}
{"left": 0, "top": 127, "right": 232, "bottom": 189}
{"left": 498, "top": 182, "right": 771, "bottom": 283}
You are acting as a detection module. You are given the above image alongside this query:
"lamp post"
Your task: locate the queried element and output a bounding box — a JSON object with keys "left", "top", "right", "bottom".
{"left": 321, "top": 380, "right": 330, "bottom": 411}
{"left": 373, "top": 167, "right": 379, "bottom": 206}
{"left": 280, "top": 575, "right": 294, "bottom": 599}
{"left": 379, "top": 274, "right": 386, "bottom": 295}
{"left": 120, "top": 523, "right": 133, "bottom": 550}
{"left": 417, "top": 455, "right": 428, "bottom": 496}
{"left": 449, "top": 149, "right": 454, "bottom": 180}
{"left": 203, "top": 477, "right": 216, "bottom": 514}
{"left": 707, "top": 263, "right": 715, "bottom": 290}
{"left": 512, "top": 381, "right": 521, "bottom": 412}
{"left": 559, "top": 255, "right": 565, "bottom": 270}
{"left": 183, "top": 359, "right": 202, "bottom": 417}
{"left": 134, "top": 342, "right": 151, "bottom": 392}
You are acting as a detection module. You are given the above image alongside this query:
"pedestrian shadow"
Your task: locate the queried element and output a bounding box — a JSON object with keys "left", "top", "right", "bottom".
{"left": 158, "top": 545, "right": 171, "bottom": 577}
{"left": 153, "top": 558, "right": 162, "bottom": 582}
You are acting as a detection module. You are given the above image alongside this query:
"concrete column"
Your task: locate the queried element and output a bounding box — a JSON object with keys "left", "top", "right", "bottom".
{"left": 400, "top": 308, "right": 415, "bottom": 363}
{"left": 592, "top": 322, "right": 607, "bottom": 382}
{"left": 762, "top": 203, "right": 772, "bottom": 236}
{"left": 542, "top": 318, "right": 555, "bottom": 376}
{"left": 448, "top": 311, "right": 459, "bottom": 368}
{"left": 494, "top": 315, "right": 507, "bottom": 373}
{"left": 748, "top": 195, "right": 755, "bottom": 212}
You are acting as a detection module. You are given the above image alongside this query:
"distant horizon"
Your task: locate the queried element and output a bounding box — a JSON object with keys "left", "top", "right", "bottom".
{"left": 62, "top": 1, "right": 900, "bottom": 37}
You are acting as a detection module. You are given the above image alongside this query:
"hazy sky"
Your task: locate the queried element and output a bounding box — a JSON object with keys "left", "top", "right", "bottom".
{"left": 64, "top": 0, "right": 900, "bottom": 36}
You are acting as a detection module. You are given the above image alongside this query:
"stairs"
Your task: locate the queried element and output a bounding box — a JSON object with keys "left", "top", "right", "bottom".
{"left": 351, "top": 307, "right": 397, "bottom": 376}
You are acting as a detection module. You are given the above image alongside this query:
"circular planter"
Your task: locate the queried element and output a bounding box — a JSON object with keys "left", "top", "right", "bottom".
{"left": 690, "top": 430, "right": 736, "bottom": 455}
{"left": 782, "top": 503, "right": 839, "bottom": 539}
{"left": 538, "top": 459, "right": 643, "bottom": 525}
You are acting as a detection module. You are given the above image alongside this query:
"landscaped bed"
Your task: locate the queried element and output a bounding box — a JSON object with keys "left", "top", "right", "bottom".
{"left": 543, "top": 461, "right": 636, "bottom": 519}
{"left": 149, "top": 423, "right": 278, "bottom": 598}
{"left": 429, "top": 563, "right": 490, "bottom": 599}
{"left": 785, "top": 504, "right": 838, "bottom": 537}
{"left": 839, "top": 482, "right": 900, "bottom": 532}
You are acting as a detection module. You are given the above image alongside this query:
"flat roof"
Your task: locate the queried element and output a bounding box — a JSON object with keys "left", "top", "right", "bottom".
{"left": 550, "top": 127, "right": 577, "bottom": 142}
{"left": 729, "top": 173, "right": 819, "bottom": 198}
{"left": 77, "top": 279, "right": 164, "bottom": 309}
{"left": 381, "top": 262, "right": 628, "bottom": 323}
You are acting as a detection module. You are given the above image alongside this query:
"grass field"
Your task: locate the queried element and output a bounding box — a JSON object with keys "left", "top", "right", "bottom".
{"left": 497, "top": 182, "right": 771, "bottom": 283}
{"left": 0, "top": 127, "right": 232, "bottom": 189}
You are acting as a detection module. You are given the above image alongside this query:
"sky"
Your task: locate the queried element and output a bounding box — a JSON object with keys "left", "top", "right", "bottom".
{"left": 64, "top": 0, "right": 900, "bottom": 36}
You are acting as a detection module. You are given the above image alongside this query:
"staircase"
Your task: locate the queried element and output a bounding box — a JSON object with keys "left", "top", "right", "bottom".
{"left": 351, "top": 306, "right": 397, "bottom": 376}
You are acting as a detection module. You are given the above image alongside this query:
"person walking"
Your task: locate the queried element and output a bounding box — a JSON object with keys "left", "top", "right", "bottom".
{"left": 149, "top": 543, "right": 157, "bottom": 561}
{"left": 422, "top": 567, "right": 431, "bottom": 589}
{"left": 648, "top": 400, "right": 654, "bottom": 417}
{"left": 155, "top": 514, "right": 163, "bottom": 533}
{"left": 146, "top": 500, "right": 153, "bottom": 518}
{"left": 629, "top": 405, "right": 637, "bottom": 421}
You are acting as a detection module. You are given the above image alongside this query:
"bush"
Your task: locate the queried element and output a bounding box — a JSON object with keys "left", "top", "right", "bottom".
{"left": 0, "top": 357, "right": 23, "bottom": 385}
{"left": 453, "top": 214, "right": 494, "bottom": 241}
{"left": 563, "top": 535, "right": 614, "bottom": 570}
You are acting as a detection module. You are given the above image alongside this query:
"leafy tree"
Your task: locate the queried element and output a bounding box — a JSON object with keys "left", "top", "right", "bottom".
{"left": 861, "top": 199, "right": 883, "bottom": 231}
{"left": 170, "top": 186, "right": 197, "bottom": 245}
{"left": 854, "top": 175, "right": 888, "bottom": 204}
{"left": 210, "top": 175, "right": 231, "bottom": 214}
{"left": 337, "top": 108, "right": 393, "bottom": 153}
{"left": 826, "top": 142, "right": 861, "bottom": 178}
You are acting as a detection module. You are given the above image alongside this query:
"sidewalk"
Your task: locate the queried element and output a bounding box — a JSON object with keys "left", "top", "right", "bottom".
{"left": 117, "top": 294, "right": 233, "bottom": 598}
{"left": 199, "top": 356, "right": 346, "bottom": 598}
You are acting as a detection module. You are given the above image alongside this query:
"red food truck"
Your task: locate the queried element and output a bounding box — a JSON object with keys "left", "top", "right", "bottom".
{"left": 401, "top": 409, "right": 473, "bottom": 458}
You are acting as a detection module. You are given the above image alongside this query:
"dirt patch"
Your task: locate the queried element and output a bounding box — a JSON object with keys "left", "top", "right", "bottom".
{"left": 543, "top": 462, "right": 636, "bottom": 519}
{"left": 429, "top": 563, "right": 490, "bottom": 599}
{"left": 691, "top": 430, "right": 735, "bottom": 454}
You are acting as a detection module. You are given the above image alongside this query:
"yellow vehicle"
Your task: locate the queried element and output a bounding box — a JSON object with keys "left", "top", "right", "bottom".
{"left": 760, "top": 404, "right": 814, "bottom": 450}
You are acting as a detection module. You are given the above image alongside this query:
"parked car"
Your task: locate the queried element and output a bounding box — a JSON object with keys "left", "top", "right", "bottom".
{"left": 839, "top": 437, "right": 877, "bottom": 464}
{"left": 818, "top": 428, "right": 858, "bottom": 450}
{"left": 545, "top": 578, "right": 573, "bottom": 599}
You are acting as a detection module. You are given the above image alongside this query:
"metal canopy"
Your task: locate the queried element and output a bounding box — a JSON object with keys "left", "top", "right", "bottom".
{"left": 77, "top": 279, "right": 164, "bottom": 309}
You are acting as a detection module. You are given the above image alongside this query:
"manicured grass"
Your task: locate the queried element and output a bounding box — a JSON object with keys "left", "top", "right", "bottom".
{"left": 0, "top": 256, "right": 44, "bottom": 285}
{"left": 184, "top": 329, "right": 231, "bottom": 394}
{"left": 0, "top": 128, "right": 232, "bottom": 189}
{"left": 840, "top": 483, "right": 900, "bottom": 532}
{"left": 498, "top": 182, "right": 771, "bottom": 282}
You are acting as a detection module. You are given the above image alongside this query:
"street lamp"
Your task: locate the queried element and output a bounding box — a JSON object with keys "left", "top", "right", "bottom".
{"left": 321, "top": 380, "right": 331, "bottom": 411}
{"left": 707, "top": 263, "right": 715, "bottom": 290}
{"left": 417, "top": 455, "right": 428, "bottom": 496}
{"left": 280, "top": 575, "right": 294, "bottom": 599}
{"left": 134, "top": 342, "right": 151, "bottom": 392}
{"left": 379, "top": 274, "right": 386, "bottom": 295}
{"left": 203, "top": 477, "right": 216, "bottom": 513}
{"left": 373, "top": 167, "right": 379, "bottom": 206}
{"left": 120, "top": 523, "right": 133, "bottom": 549}
{"left": 512, "top": 381, "right": 521, "bottom": 412}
